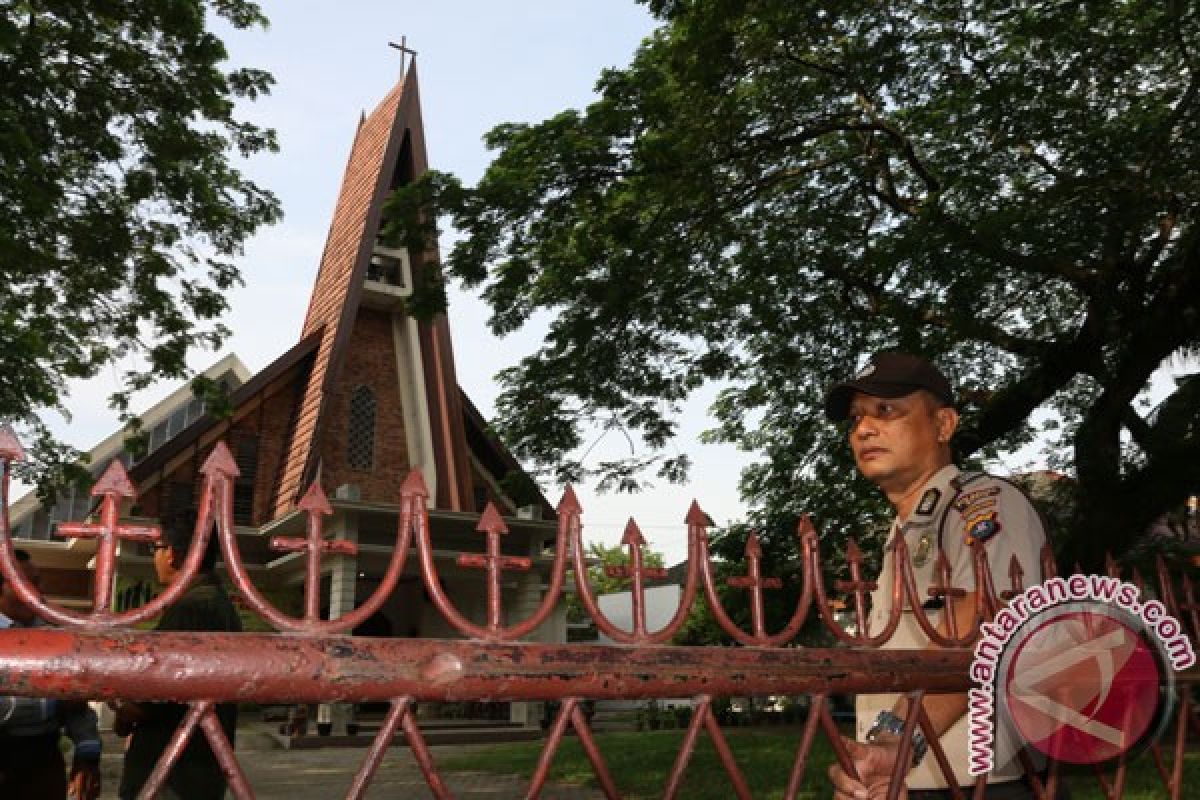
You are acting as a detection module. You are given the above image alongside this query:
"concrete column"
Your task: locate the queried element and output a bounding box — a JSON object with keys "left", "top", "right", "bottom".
{"left": 324, "top": 511, "right": 359, "bottom": 734}
{"left": 508, "top": 543, "right": 548, "bottom": 726}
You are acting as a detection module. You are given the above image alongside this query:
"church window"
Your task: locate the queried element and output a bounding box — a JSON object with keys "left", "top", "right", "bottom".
{"left": 348, "top": 386, "right": 376, "bottom": 470}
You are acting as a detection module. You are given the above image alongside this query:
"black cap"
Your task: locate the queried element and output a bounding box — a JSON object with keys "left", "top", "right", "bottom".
{"left": 824, "top": 352, "right": 954, "bottom": 421}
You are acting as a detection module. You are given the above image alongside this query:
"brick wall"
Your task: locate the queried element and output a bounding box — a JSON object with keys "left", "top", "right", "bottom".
{"left": 318, "top": 308, "right": 411, "bottom": 503}
{"left": 253, "top": 383, "right": 303, "bottom": 524}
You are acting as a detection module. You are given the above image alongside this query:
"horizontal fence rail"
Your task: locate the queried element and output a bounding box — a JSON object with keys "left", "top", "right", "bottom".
{"left": 0, "top": 631, "right": 983, "bottom": 703}
{"left": 0, "top": 428, "right": 1197, "bottom": 800}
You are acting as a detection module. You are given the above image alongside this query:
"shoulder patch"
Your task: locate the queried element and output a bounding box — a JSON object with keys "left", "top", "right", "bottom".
{"left": 916, "top": 488, "right": 941, "bottom": 516}
{"left": 952, "top": 486, "right": 1001, "bottom": 520}
{"left": 965, "top": 511, "right": 1002, "bottom": 545}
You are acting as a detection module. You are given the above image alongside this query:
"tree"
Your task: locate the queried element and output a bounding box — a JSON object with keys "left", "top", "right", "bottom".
{"left": 390, "top": 0, "right": 1200, "bottom": 569}
{"left": 0, "top": 1, "right": 280, "bottom": 490}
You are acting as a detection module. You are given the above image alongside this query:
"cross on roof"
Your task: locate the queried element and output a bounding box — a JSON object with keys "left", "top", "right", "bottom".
{"left": 388, "top": 37, "right": 417, "bottom": 77}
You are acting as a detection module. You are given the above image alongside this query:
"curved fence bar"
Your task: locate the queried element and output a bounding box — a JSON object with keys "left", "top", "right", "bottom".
{"left": 972, "top": 543, "right": 1005, "bottom": 619}
{"left": 898, "top": 548, "right": 985, "bottom": 648}
{"left": 811, "top": 529, "right": 904, "bottom": 646}
{"left": 415, "top": 482, "right": 569, "bottom": 641}
{"left": 1040, "top": 542, "right": 1058, "bottom": 581}
{"left": 1179, "top": 572, "right": 1200, "bottom": 645}
{"left": 0, "top": 453, "right": 212, "bottom": 629}
{"left": 218, "top": 463, "right": 415, "bottom": 636}
{"left": 697, "top": 516, "right": 813, "bottom": 646}
{"left": 566, "top": 501, "right": 701, "bottom": 645}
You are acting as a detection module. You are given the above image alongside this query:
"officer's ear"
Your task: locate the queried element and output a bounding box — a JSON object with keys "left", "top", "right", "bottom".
{"left": 933, "top": 403, "right": 959, "bottom": 444}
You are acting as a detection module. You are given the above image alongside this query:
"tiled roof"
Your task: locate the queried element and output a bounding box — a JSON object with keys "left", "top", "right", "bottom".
{"left": 272, "top": 74, "right": 411, "bottom": 518}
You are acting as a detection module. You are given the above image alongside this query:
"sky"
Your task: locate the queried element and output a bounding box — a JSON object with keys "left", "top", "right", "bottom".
{"left": 36, "top": 2, "right": 1191, "bottom": 565}
{"left": 35, "top": 1, "right": 753, "bottom": 565}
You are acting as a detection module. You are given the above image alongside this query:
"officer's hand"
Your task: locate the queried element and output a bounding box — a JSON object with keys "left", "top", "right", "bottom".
{"left": 828, "top": 737, "right": 907, "bottom": 800}
{"left": 68, "top": 760, "right": 101, "bottom": 800}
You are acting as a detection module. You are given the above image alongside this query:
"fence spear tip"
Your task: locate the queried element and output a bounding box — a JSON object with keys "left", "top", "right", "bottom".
{"left": 745, "top": 531, "right": 762, "bottom": 559}
{"left": 200, "top": 441, "right": 240, "bottom": 478}
{"left": 557, "top": 484, "right": 582, "bottom": 515}
{"left": 91, "top": 459, "right": 137, "bottom": 498}
{"left": 400, "top": 469, "right": 430, "bottom": 498}
{"left": 297, "top": 482, "right": 333, "bottom": 516}
{"left": 622, "top": 518, "right": 646, "bottom": 547}
{"left": 1008, "top": 553, "right": 1024, "bottom": 580}
{"left": 476, "top": 502, "right": 509, "bottom": 535}
{"left": 684, "top": 500, "right": 709, "bottom": 527}
{"left": 0, "top": 425, "right": 25, "bottom": 462}
{"left": 846, "top": 537, "right": 863, "bottom": 563}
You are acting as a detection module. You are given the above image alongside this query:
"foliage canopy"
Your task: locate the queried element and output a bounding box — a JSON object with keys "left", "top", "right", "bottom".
{"left": 0, "top": 0, "right": 280, "bottom": 488}
{"left": 394, "top": 0, "right": 1200, "bottom": 568}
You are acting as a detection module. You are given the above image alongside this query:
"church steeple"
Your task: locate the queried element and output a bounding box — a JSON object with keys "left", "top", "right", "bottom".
{"left": 274, "top": 60, "right": 475, "bottom": 516}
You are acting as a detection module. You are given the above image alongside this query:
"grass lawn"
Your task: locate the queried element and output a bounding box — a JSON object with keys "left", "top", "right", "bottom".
{"left": 439, "top": 728, "right": 1197, "bottom": 799}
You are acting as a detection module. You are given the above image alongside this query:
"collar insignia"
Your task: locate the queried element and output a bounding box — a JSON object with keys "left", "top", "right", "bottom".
{"left": 916, "top": 488, "right": 941, "bottom": 516}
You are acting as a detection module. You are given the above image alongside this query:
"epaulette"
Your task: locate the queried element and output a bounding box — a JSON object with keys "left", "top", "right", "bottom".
{"left": 949, "top": 471, "right": 986, "bottom": 490}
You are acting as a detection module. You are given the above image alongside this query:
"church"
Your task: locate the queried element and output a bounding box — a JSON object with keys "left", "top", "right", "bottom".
{"left": 8, "top": 60, "right": 564, "bottom": 726}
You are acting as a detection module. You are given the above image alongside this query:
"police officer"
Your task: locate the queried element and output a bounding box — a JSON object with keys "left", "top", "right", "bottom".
{"left": 823, "top": 353, "right": 1047, "bottom": 799}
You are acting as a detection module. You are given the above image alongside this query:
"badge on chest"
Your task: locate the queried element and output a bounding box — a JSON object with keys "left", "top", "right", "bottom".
{"left": 912, "top": 530, "right": 934, "bottom": 567}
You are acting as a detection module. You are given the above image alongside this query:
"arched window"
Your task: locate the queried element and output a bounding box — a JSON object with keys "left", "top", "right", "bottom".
{"left": 347, "top": 386, "right": 376, "bottom": 470}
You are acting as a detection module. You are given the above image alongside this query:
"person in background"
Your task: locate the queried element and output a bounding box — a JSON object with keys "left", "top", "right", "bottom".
{"left": 114, "top": 510, "right": 242, "bottom": 800}
{"left": 0, "top": 548, "right": 102, "bottom": 800}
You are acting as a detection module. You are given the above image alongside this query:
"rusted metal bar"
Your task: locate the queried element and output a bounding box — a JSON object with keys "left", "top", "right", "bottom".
{"left": 528, "top": 696, "right": 576, "bottom": 799}
{"left": 455, "top": 503, "right": 531, "bottom": 632}
{"left": 136, "top": 701, "right": 209, "bottom": 800}
{"left": 885, "top": 691, "right": 925, "bottom": 800}
{"left": 568, "top": 501, "right": 701, "bottom": 644}
{"left": 419, "top": 482, "right": 568, "bottom": 641}
{"left": 0, "top": 454, "right": 212, "bottom": 629}
{"left": 399, "top": 697, "right": 454, "bottom": 800}
{"left": 3, "top": 427, "right": 1199, "bottom": 800}
{"left": 700, "top": 697, "right": 753, "bottom": 800}
{"left": 814, "top": 527, "right": 903, "bottom": 646}
{"left": 912, "top": 701, "right": 963, "bottom": 800}
{"left": 135, "top": 700, "right": 251, "bottom": 800}
{"left": 345, "top": 697, "right": 408, "bottom": 800}
{"left": 900, "top": 547, "right": 982, "bottom": 648}
{"left": 345, "top": 697, "right": 449, "bottom": 800}
{"left": 1168, "top": 690, "right": 1189, "bottom": 800}
{"left": 0, "top": 629, "right": 986, "bottom": 702}
{"left": 198, "top": 701, "right": 254, "bottom": 800}
{"left": 782, "top": 692, "right": 825, "bottom": 800}
{"left": 663, "top": 696, "right": 708, "bottom": 800}
{"left": 567, "top": 700, "right": 620, "bottom": 800}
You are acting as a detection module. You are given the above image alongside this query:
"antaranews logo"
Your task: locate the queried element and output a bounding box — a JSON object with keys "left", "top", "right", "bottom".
{"left": 968, "top": 575, "right": 1196, "bottom": 775}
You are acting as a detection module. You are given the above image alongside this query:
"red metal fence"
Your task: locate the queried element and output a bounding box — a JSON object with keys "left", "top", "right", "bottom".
{"left": 0, "top": 429, "right": 1196, "bottom": 799}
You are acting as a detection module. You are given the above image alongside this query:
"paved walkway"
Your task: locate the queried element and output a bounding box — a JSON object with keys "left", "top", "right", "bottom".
{"left": 96, "top": 731, "right": 604, "bottom": 799}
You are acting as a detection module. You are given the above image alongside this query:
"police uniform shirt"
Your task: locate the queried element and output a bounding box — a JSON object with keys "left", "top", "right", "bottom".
{"left": 855, "top": 464, "right": 1047, "bottom": 789}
